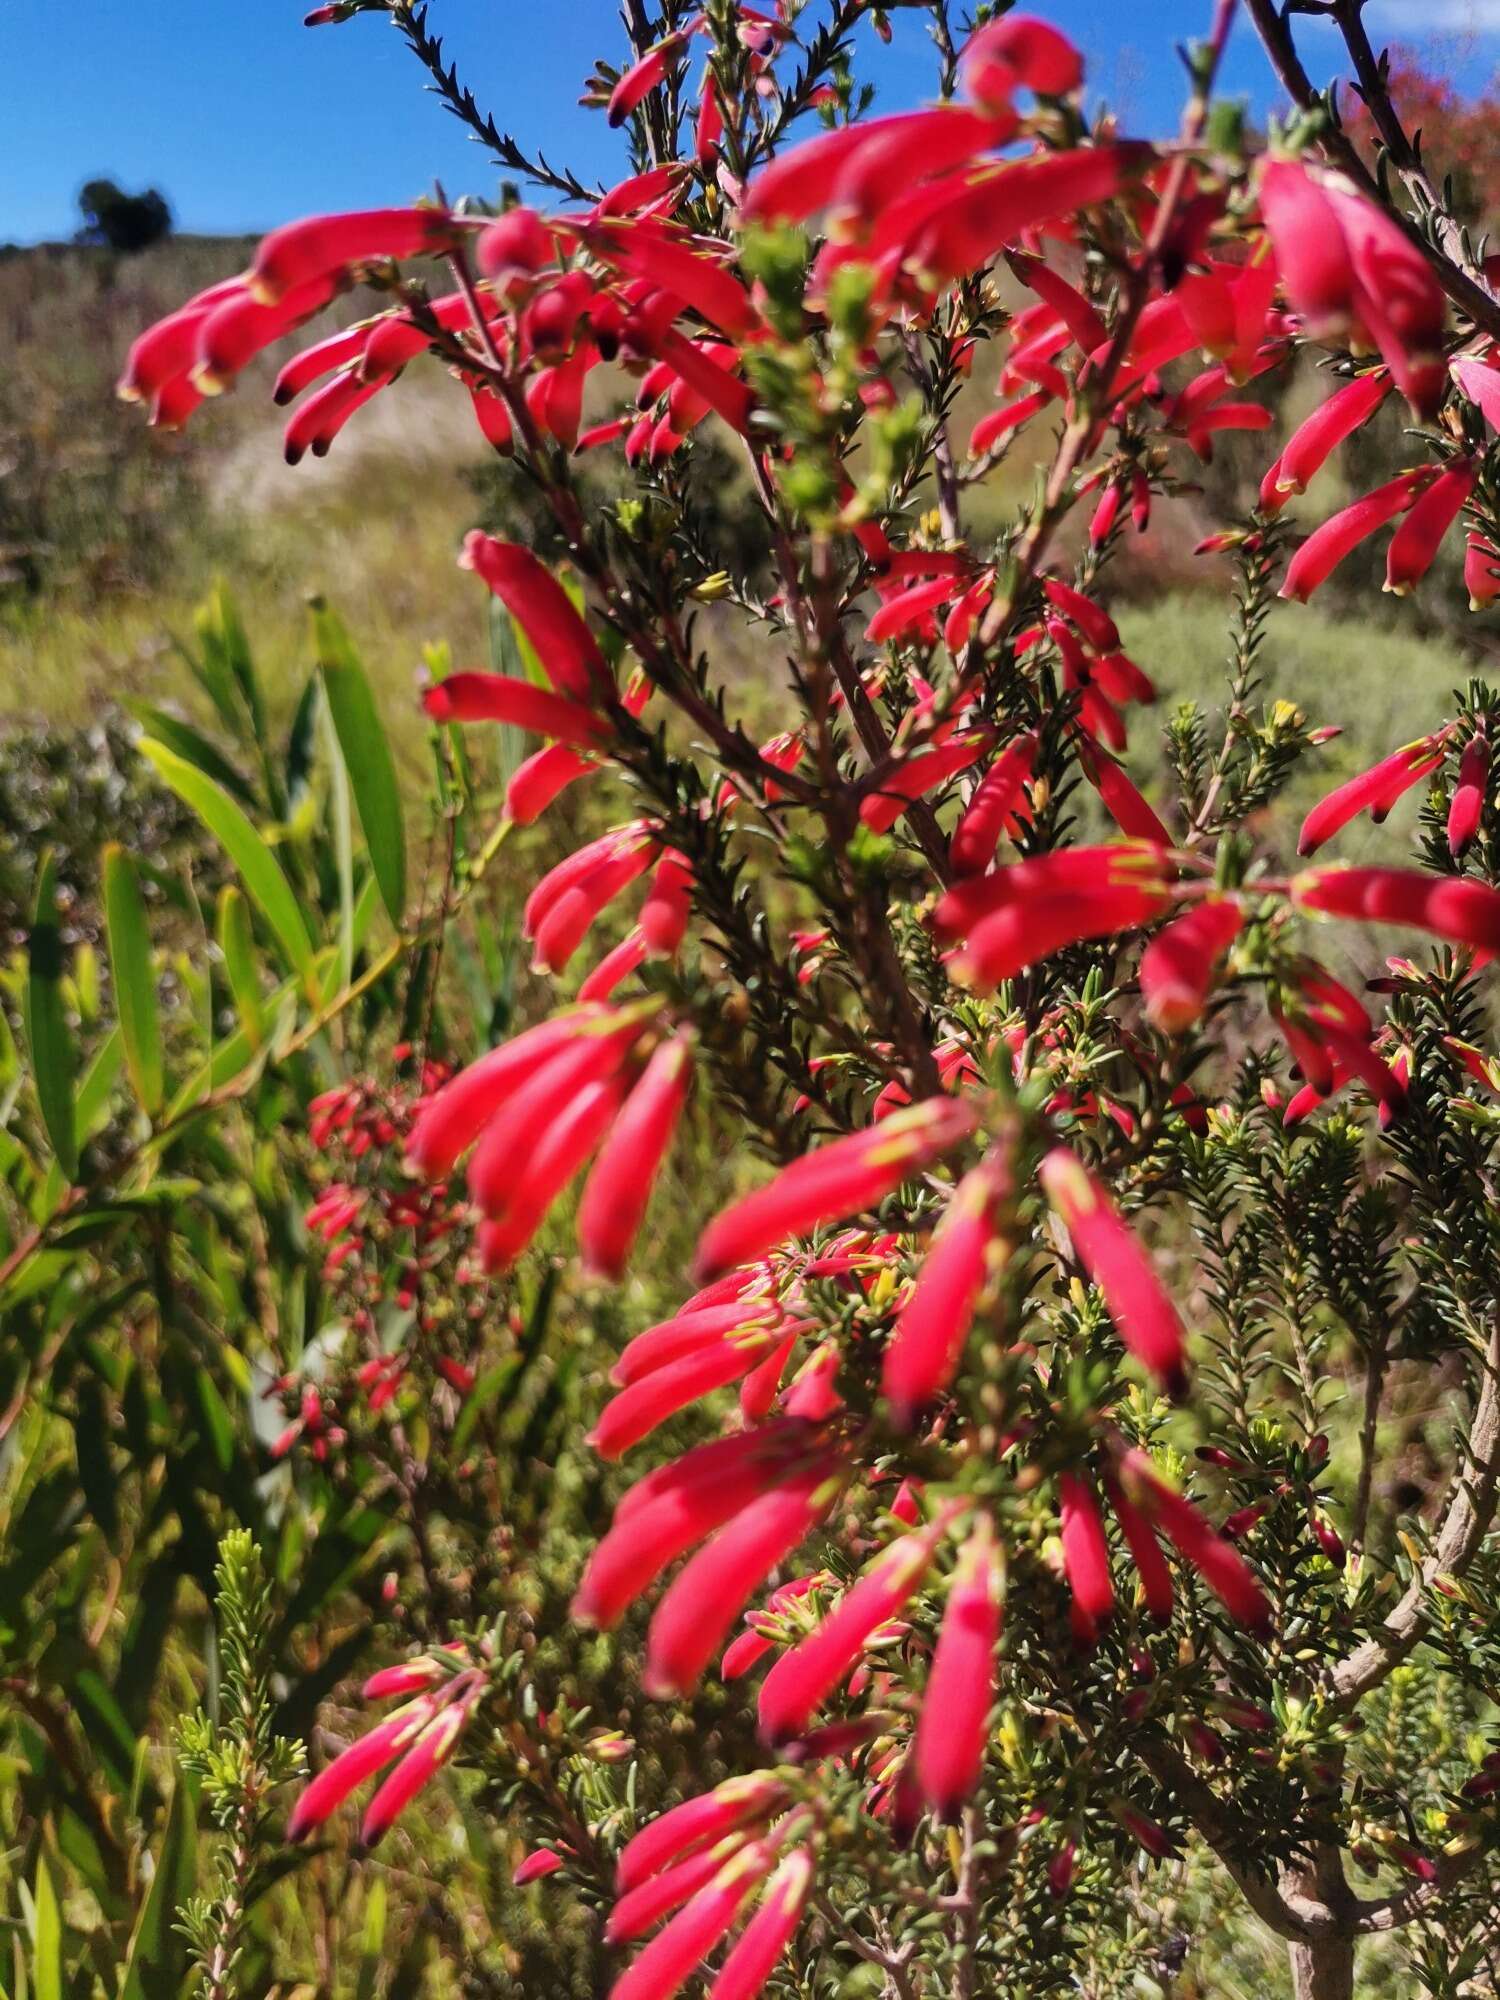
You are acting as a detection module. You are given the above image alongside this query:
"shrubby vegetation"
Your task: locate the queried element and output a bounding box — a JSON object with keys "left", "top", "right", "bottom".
{"left": 7, "top": 6, "right": 1500, "bottom": 2000}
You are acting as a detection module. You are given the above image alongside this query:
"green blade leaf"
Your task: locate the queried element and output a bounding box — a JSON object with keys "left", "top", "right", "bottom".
{"left": 315, "top": 605, "right": 407, "bottom": 927}
{"left": 126, "top": 701, "right": 257, "bottom": 806}
{"left": 119, "top": 1773, "right": 196, "bottom": 2000}
{"left": 102, "top": 845, "right": 164, "bottom": 1116}
{"left": 139, "top": 739, "right": 318, "bottom": 997}
{"left": 31, "top": 1857, "right": 60, "bottom": 2000}
{"left": 215, "top": 885, "right": 265, "bottom": 1049}
{"left": 22, "top": 851, "right": 77, "bottom": 1181}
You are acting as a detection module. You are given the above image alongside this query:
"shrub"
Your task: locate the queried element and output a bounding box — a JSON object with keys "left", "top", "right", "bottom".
{"left": 8, "top": 6, "right": 1500, "bottom": 1999}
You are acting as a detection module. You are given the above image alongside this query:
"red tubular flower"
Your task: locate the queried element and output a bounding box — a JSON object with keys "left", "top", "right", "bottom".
{"left": 1449, "top": 732, "right": 1489, "bottom": 856}
{"left": 1280, "top": 469, "right": 1433, "bottom": 603}
{"left": 934, "top": 842, "right": 1171, "bottom": 942}
{"left": 639, "top": 848, "right": 694, "bottom": 955}
{"left": 249, "top": 206, "right": 463, "bottom": 305}
{"left": 1323, "top": 183, "right": 1448, "bottom": 417}
{"left": 464, "top": 1018, "right": 641, "bottom": 1214}
{"left": 1102, "top": 1476, "right": 1175, "bottom": 1622}
{"left": 1466, "top": 532, "right": 1500, "bottom": 610}
{"left": 1007, "top": 251, "right": 1106, "bottom": 353}
{"left": 643, "top": 1469, "right": 839, "bottom": 1696}
{"left": 1058, "top": 1473, "right": 1114, "bottom": 1643}
{"left": 527, "top": 829, "right": 658, "bottom": 973}
{"left": 1039, "top": 1149, "right": 1188, "bottom": 1393}
{"left": 1386, "top": 460, "right": 1476, "bottom": 596}
{"left": 829, "top": 107, "right": 1018, "bottom": 233}
{"left": 757, "top": 1516, "right": 951, "bottom": 1746}
{"left": 1140, "top": 897, "right": 1243, "bottom": 1031}
{"left": 707, "top": 1848, "right": 815, "bottom": 2000}
{"left": 586, "top": 218, "right": 758, "bottom": 338}
{"left": 476, "top": 206, "right": 557, "bottom": 292}
{"left": 907, "top": 146, "right": 1150, "bottom": 287}
{"left": 1116, "top": 1449, "right": 1272, "bottom": 1630}
{"left": 882, "top": 1142, "right": 1013, "bottom": 1426}
{"left": 642, "top": 325, "right": 756, "bottom": 435}
{"left": 514, "top": 1847, "right": 566, "bottom": 1885}
{"left": 1292, "top": 865, "right": 1500, "bottom": 953}
{"left": 283, "top": 368, "right": 391, "bottom": 463}
{"left": 192, "top": 275, "right": 339, "bottom": 392}
{"left": 359, "top": 1692, "right": 477, "bottom": 1847}
{"left": 866, "top": 577, "right": 961, "bottom": 645}
{"left": 608, "top": 1845, "right": 738, "bottom": 1947}
{"left": 1298, "top": 731, "right": 1449, "bottom": 855}
{"left": 694, "top": 1098, "right": 979, "bottom": 1281}
{"left": 457, "top": 533, "right": 609, "bottom": 701}
{"left": 590, "top": 1328, "right": 784, "bottom": 1459}
{"left": 1258, "top": 163, "right": 1446, "bottom": 414}
{"left": 116, "top": 278, "right": 245, "bottom": 404}
{"left": 970, "top": 390, "right": 1053, "bottom": 453}
{"left": 860, "top": 734, "right": 990, "bottom": 834}
{"left": 287, "top": 1694, "right": 440, "bottom": 1840}
{"left": 506, "top": 743, "right": 597, "bottom": 824}
{"left": 577, "top": 1032, "right": 694, "bottom": 1278}
{"left": 1082, "top": 750, "right": 1171, "bottom": 845}
{"left": 271, "top": 321, "right": 370, "bottom": 403}
{"left": 914, "top": 1521, "right": 1003, "bottom": 1819}
{"left": 961, "top": 14, "right": 1083, "bottom": 104}
{"left": 608, "top": 34, "right": 688, "bottom": 127}
{"left": 406, "top": 1009, "right": 612, "bottom": 1175}
{"left": 948, "top": 733, "right": 1037, "bottom": 875}
{"left": 1261, "top": 372, "right": 1390, "bottom": 508}
{"left": 475, "top": 1075, "right": 630, "bottom": 1270}
{"left": 617, "top": 1775, "right": 789, "bottom": 1894}
{"left": 948, "top": 885, "right": 1167, "bottom": 992}
{"left": 422, "top": 672, "right": 612, "bottom": 748}
{"left": 609, "top": 1845, "right": 774, "bottom": 2000}
{"left": 574, "top": 1423, "right": 842, "bottom": 1629}
{"left": 1042, "top": 577, "right": 1119, "bottom": 653}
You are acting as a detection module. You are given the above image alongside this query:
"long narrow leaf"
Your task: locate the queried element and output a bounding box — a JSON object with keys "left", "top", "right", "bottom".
{"left": 102, "top": 846, "right": 164, "bottom": 1116}
{"left": 140, "top": 739, "right": 318, "bottom": 995}
{"left": 316, "top": 605, "right": 407, "bottom": 926}
{"left": 22, "top": 851, "right": 77, "bottom": 1179}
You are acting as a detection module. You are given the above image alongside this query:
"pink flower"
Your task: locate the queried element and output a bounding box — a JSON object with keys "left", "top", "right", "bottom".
{"left": 1260, "top": 373, "right": 1390, "bottom": 509}
{"left": 513, "top": 1848, "right": 566, "bottom": 1885}
{"left": 1115, "top": 1449, "right": 1272, "bottom": 1630}
{"left": 578, "top": 1033, "right": 695, "bottom": 1278}
{"left": 574, "top": 1423, "right": 844, "bottom": 1629}
{"left": 249, "top": 206, "right": 463, "bottom": 306}
{"left": 616, "top": 1774, "right": 790, "bottom": 1893}
{"left": 694, "top": 1098, "right": 979, "bottom": 1281}
{"left": 287, "top": 1659, "right": 482, "bottom": 1846}
{"left": 1280, "top": 470, "right": 1434, "bottom": 603}
{"left": 1292, "top": 864, "right": 1500, "bottom": 953}
{"left": 1039, "top": 1149, "right": 1188, "bottom": 1393}
{"left": 914, "top": 1521, "right": 1003, "bottom": 1819}
{"left": 607, "top": 34, "right": 690, "bottom": 128}
{"left": 1385, "top": 459, "right": 1477, "bottom": 596}
{"left": 757, "top": 1515, "right": 952, "bottom": 1746}
{"left": 948, "top": 732, "right": 1038, "bottom": 875}
{"left": 960, "top": 15, "right": 1084, "bottom": 105}
{"left": 422, "top": 673, "right": 613, "bottom": 749}
{"left": 1058, "top": 1472, "right": 1114, "bottom": 1643}
{"left": 707, "top": 1848, "right": 815, "bottom": 2000}
{"left": 608, "top": 1844, "right": 776, "bottom": 2000}
{"left": 459, "top": 533, "right": 609, "bottom": 700}
{"left": 1449, "top": 732, "right": 1489, "bottom": 857}
{"left": 1139, "top": 897, "right": 1243, "bottom": 1031}
{"left": 1299, "top": 730, "right": 1451, "bottom": 855}
{"left": 881, "top": 1142, "right": 1013, "bottom": 1426}
{"left": 643, "top": 1470, "right": 840, "bottom": 1696}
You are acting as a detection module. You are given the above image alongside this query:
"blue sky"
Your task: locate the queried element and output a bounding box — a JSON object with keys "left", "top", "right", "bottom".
{"left": 3, "top": 0, "right": 1497, "bottom": 244}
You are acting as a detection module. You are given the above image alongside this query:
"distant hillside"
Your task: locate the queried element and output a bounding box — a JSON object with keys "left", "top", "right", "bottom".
{"left": 0, "top": 235, "right": 496, "bottom": 727}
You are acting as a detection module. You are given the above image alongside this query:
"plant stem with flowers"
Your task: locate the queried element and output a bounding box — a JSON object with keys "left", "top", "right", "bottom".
{"left": 71, "top": 0, "right": 1500, "bottom": 1993}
